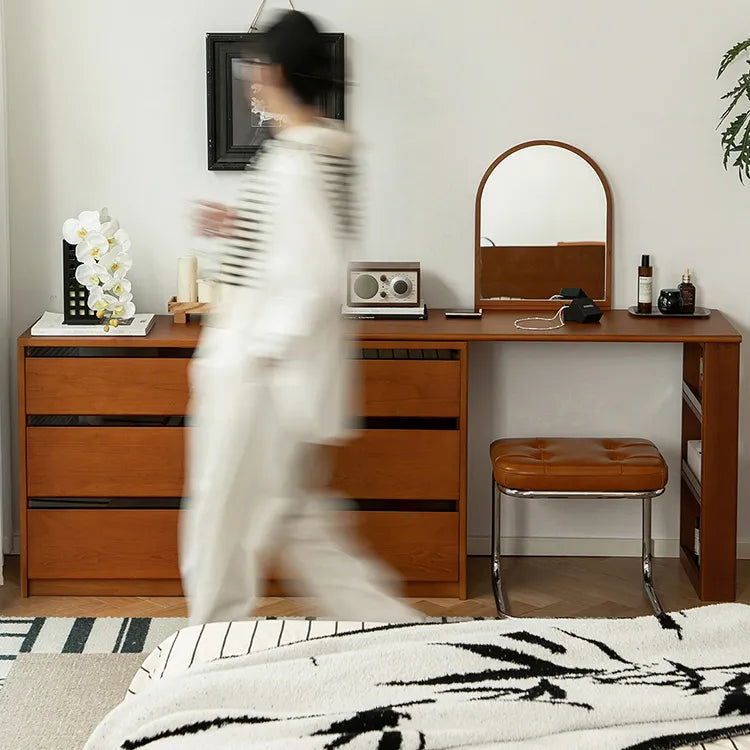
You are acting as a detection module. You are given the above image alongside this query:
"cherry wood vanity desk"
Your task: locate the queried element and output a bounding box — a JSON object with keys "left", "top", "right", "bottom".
{"left": 17, "top": 309, "right": 741, "bottom": 602}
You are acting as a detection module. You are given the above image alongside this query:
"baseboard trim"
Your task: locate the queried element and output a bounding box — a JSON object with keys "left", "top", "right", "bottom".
{"left": 468, "top": 535, "right": 750, "bottom": 559}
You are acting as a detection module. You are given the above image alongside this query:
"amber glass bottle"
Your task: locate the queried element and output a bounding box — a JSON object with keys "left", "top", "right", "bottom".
{"left": 637, "top": 254, "right": 652, "bottom": 314}
{"left": 679, "top": 268, "right": 696, "bottom": 314}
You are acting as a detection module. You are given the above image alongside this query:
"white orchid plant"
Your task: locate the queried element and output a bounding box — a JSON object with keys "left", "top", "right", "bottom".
{"left": 62, "top": 208, "right": 134, "bottom": 330}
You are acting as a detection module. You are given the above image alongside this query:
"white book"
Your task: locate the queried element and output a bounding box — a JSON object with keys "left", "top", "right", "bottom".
{"left": 31, "top": 311, "right": 156, "bottom": 337}
{"left": 687, "top": 440, "right": 702, "bottom": 483}
{"left": 341, "top": 302, "right": 427, "bottom": 319}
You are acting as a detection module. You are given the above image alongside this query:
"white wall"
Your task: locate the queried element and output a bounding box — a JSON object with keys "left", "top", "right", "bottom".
{"left": 5, "top": 0, "right": 750, "bottom": 556}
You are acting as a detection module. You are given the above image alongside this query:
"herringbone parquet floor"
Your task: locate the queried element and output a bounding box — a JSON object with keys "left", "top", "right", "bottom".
{"left": 2, "top": 555, "right": 748, "bottom": 619}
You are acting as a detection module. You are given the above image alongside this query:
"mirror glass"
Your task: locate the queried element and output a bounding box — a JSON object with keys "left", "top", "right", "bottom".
{"left": 477, "top": 142, "right": 610, "bottom": 306}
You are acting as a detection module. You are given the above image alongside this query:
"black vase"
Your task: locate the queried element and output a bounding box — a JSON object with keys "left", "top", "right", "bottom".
{"left": 62, "top": 240, "right": 99, "bottom": 324}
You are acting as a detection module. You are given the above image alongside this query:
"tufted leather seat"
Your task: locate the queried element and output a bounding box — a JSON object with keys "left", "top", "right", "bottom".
{"left": 490, "top": 437, "right": 668, "bottom": 494}
{"left": 489, "top": 437, "right": 668, "bottom": 617}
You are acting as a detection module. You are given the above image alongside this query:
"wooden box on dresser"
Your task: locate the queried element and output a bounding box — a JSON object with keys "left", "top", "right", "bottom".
{"left": 18, "top": 317, "right": 468, "bottom": 598}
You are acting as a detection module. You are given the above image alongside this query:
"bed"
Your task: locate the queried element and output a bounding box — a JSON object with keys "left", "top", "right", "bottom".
{"left": 85, "top": 605, "right": 750, "bottom": 749}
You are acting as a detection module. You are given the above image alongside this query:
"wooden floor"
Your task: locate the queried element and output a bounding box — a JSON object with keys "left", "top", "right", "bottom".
{"left": 2, "top": 555, "right": 749, "bottom": 619}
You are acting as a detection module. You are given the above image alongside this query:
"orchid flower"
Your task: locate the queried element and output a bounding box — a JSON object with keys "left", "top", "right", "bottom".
{"left": 75, "top": 262, "right": 112, "bottom": 289}
{"left": 98, "top": 207, "right": 122, "bottom": 247}
{"left": 99, "top": 249, "right": 133, "bottom": 279}
{"left": 113, "top": 228, "right": 131, "bottom": 252}
{"left": 75, "top": 233, "right": 109, "bottom": 264}
{"left": 103, "top": 276, "right": 132, "bottom": 297}
{"left": 108, "top": 292, "right": 136, "bottom": 320}
{"left": 62, "top": 210, "right": 102, "bottom": 245}
{"left": 101, "top": 218, "right": 121, "bottom": 245}
{"left": 87, "top": 286, "right": 117, "bottom": 313}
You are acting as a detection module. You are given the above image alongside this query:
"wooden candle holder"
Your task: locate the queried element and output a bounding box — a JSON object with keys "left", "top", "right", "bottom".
{"left": 168, "top": 297, "right": 211, "bottom": 324}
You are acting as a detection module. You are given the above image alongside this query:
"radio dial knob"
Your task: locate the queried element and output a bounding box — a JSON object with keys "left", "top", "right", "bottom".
{"left": 391, "top": 277, "right": 411, "bottom": 297}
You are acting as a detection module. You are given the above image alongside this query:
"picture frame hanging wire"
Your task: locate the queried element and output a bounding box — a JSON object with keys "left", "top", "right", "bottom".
{"left": 248, "top": 0, "right": 297, "bottom": 33}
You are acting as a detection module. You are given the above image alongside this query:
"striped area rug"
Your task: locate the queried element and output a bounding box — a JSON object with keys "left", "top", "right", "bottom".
{"left": 0, "top": 617, "right": 186, "bottom": 687}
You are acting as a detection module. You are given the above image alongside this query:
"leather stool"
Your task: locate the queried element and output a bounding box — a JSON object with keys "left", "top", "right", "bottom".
{"left": 490, "top": 437, "right": 668, "bottom": 616}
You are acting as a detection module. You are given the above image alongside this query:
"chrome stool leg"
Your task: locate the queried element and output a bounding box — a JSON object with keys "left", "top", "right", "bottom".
{"left": 641, "top": 495, "right": 663, "bottom": 616}
{"left": 491, "top": 478, "right": 509, "bottom": 616}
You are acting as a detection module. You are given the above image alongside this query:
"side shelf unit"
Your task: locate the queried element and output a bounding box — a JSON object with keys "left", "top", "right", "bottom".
{"left": 679, "top": 341, "right": 739, "bottom": 600}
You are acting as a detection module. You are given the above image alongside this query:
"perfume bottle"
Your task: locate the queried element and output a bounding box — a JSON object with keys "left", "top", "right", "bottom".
{"left": 679, "top": 268, "right": 696, "bottom": 314}
{"left": 637, "top": 254, "right": 652, "bottom": 314}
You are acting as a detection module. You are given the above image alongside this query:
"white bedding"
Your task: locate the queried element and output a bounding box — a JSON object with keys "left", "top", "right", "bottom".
{"left": 86, "top": 607, "right": 750, "bottom": 749}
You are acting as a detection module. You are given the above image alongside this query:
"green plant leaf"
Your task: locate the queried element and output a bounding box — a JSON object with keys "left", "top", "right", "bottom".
{"left": 719, "top": 73, "right": 750, "bottom": 125}
{"left": 721, "top": 112, "right": 747, "bottom": 169}
{"left": 718, "top": 38, "right": 750, "bottom": 78}
{"left": 736, "top": 113, "right": 750, "bottom": 181}
{"left": 721, "top": 110, "right": 748, "bottom": 143}
{"left": 721, "top": 111, "right": 750, "bottom": 180}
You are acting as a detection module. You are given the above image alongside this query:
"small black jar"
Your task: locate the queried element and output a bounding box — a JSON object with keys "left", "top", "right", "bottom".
{"left": 657, "top": 288, "right": 682, "bottom": 314}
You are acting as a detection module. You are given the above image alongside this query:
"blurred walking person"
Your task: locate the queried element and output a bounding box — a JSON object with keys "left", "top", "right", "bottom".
{"left": 180, "top": 10, "right": 420, "bottom": 626}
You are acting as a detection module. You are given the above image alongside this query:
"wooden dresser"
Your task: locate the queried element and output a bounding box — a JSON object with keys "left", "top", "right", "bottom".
{"left": 17, "top": 317, "right": 468, "bottom": 598}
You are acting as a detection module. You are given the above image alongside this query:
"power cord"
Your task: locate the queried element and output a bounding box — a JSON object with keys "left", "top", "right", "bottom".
{"left": 514, "top": 305, "right": 569, "bottom": 331}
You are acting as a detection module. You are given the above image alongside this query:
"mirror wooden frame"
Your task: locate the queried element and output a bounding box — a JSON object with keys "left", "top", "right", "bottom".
{"left": 474, "top": 140, "right": 613, "bottom": 311}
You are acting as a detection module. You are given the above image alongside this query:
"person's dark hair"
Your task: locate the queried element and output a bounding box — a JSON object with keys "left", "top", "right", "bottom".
{"left": 259, "top": 10, "right": 330, "bottom": 106}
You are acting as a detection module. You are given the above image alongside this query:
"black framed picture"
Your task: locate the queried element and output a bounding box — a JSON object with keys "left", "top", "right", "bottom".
{"left": 206, "top": 33, "right": 345, "bottom": 170}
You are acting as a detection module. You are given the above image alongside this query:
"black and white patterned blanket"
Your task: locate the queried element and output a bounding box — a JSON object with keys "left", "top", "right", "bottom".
{"left": 85, "top": 604, "right": 750, "bottom": 749}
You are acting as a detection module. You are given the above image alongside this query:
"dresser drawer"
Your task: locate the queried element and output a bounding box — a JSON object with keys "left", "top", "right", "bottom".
{"left": 25, "top": 358, "right": 190, "bottom": 415}
{"left": 27, "top": 509, "right": 180, "bottom": 579}
{"left": 359, "top": 359, "right": 460, "bottom": 417}
{"left": 27, "top": 427, "right": 185, "bottom": 497}
{"left": 26, "top": 508, "right": 457, "bottom": 583}
{"left": 353, "top": 510, "right": 459, "bottom": 581}
{"left": 270, "top": 511, "right": 459, "bottom": 584}
{"left": 332, "top": 429, "right": 459, "bottom": 500}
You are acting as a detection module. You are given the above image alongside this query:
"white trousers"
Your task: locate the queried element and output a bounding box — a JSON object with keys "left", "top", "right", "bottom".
{"left": 180, "top": 373, "right": 420, "bottom": 627}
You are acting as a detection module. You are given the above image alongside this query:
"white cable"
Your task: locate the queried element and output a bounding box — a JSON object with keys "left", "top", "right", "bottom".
{"left": 514, "top": 305, "right": 568, "bottom": 331}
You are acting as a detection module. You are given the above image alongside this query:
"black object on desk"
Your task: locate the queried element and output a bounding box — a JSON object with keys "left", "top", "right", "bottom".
{"left": 658, "top": 289, "right": 682, "bottom": 314}
{"left": 563, "top": 296, "right": 603, "bottom": 323}
{"left": 559, "top": 287, "right": 588, "bottom": 299}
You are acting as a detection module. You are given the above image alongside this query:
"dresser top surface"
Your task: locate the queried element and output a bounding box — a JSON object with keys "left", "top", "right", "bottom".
{"left": 19, "top": 315, "right": 202, "bottom": 348}
{"left": 18, "top": 309, "right": 741, "bottom": 347}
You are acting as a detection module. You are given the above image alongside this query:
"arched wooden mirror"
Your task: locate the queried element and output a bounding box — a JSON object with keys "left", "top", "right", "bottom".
{"left": 475, "top": 140, "right": 613, "bottom": 311}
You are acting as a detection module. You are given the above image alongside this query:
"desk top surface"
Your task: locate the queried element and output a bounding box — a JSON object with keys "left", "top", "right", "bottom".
{"left": 19, "top": 309, "right": 742, "bottom": 347}
{"left": 357, "top": 308, "right": 742, "bottom": 344}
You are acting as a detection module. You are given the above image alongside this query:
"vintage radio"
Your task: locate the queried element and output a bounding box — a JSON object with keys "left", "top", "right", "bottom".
{"left": 342, "top": 262, "right": 426, "bottom": 319}
{"left": 346, "top": 262, "right": 421, "bottom": 307}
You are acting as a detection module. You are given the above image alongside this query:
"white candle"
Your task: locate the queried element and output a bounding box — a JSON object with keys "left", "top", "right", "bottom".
{"left": 197, "top": 278, "right": 215, "bottom": 304}
{"left": 177, "top": 256, "right": 198, "bottom": 303}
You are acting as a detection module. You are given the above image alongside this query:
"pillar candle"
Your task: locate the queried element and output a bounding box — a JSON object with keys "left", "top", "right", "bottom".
{"left": 177, "top": 256, "right": 198, "bottom": 303}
